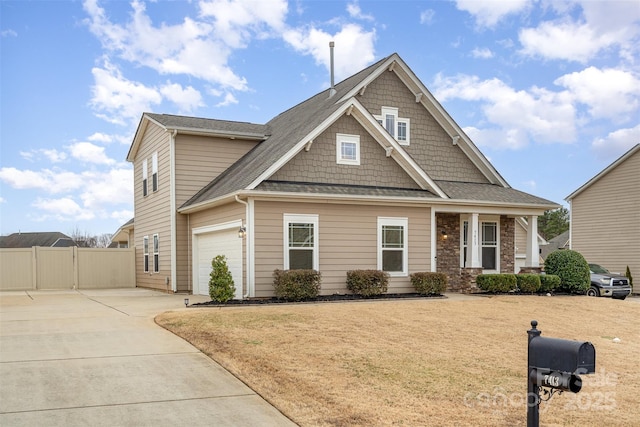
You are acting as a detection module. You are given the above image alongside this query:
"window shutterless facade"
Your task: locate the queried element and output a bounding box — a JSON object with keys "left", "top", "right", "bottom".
{"left": 378, "top": 217, "right": 408, "bottom": 276}
{"left": 153, "top": 234, "right": 159, "bottom": 273}
{"left": 284, "top": 214, "right": 319, "bottom": 270}
{"left": 336, "top": 133, "right": 360, "bottom": 165}
{"left": 143, "top": 236, "right": 149, "bottom": 272}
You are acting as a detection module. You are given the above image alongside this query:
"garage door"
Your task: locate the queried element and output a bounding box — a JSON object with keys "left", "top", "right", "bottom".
{"left": 195, "top": 228, "right": 243, "bottom": 299}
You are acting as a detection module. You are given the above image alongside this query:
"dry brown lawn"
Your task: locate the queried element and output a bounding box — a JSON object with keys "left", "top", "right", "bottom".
{"left": 156, "top": 295, "right": 640, "bottom": 426}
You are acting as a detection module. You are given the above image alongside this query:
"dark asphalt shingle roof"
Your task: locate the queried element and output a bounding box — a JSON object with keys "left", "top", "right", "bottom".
{"left": 145, "top": 113, "right": 270, "bottom": 138}
{"left": 256, "top": 181, "right": 440, "bottom": 198}
{"left": 0, "top": 232, "right": 74, "bottom": 248}
{"left": 434, "top": 180, "right": 557, "bottom": 206}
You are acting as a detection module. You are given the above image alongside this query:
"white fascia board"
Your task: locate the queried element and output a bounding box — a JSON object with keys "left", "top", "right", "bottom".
{"left": 348, "top": 99, "right": 448, "bottom": 198}
{"left": 127, "top": 114, "right": 159, "bottom": 162}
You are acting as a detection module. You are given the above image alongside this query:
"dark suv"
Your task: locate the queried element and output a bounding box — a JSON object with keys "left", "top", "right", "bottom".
{"left": 588, "top": 263, "right": 632, "bottom": 300}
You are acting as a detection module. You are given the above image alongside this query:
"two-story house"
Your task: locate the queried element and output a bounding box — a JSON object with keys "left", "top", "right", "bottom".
{"left": 125, "top": 53, "right": 558, "bottom": 297}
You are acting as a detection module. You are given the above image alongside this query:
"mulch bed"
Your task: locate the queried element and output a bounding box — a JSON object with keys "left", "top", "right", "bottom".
{"left": 193, "top": 292, "right": 445, "bottom": 306}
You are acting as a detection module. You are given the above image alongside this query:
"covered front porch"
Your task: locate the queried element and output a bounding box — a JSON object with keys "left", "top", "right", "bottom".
{"left": 434, "top": 212, "right": 542, "bottom": 293}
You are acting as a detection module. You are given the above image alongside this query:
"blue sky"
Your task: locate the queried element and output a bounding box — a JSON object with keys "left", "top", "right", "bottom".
{"left": 1, "top": 0, "right": 639, "bottom": 238}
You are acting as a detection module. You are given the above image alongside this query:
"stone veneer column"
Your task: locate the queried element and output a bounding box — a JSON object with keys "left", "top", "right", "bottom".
{"left": 500, "top": 216, "right": 515, "bottom": 274}
{"left": 436, "top": 213, "right": 461, "bottom": 291}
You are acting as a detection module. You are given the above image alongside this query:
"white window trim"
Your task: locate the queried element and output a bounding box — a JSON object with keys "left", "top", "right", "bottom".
{"left": 143, "top": 235, "right": 149, "bottom": 273}
{"left": 153, "top": 234, "right": 159, "bottom": 273}
{"left": 481, "top": 220, "right": 500, "bottom": 273}
{"left": 375, "top": 106, "right": 410, "bottom": 146}
{"left": 152, "top": 152, "right": 158, "bottom": 192}
{"left": 377, "top": 217, "right": 408, "bottom": 277}
{"left": 460, "top": 216, "right": 500, "bottom": 272}
{"left": 283, "top": 214, "right": 319, "bottom": 270}
{"left": 336, "top": 133, "right": 360, "bottom": 165}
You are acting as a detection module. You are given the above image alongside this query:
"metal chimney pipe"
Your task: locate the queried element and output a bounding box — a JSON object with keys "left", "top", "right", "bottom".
{"left": 329, "top": 41, "right": 336, "bottom": 98}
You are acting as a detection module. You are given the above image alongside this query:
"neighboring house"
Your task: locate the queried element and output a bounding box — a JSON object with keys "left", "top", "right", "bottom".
{"left": 110, "top": 218, "right": 134, "bottom": 248}
{"left": 126, "top": 53, "right": 558, "bottom": 297}
{"left": 0, "top": 232, "right": 75, "bottom": 248}
{"left": 540, "top": 230, "right": 570, "bottom": 261}
{"left": 566, "top": 144, "right": 639, "bottom": 287}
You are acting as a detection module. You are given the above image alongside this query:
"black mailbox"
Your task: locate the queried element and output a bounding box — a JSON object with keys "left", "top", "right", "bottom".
{"left": 529, "top": 336, "right": 595, "bottom": 374}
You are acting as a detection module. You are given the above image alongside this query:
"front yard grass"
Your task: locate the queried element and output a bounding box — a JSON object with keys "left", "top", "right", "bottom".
{"left": 156, "top": 295, "right": 639, "bottom": 426}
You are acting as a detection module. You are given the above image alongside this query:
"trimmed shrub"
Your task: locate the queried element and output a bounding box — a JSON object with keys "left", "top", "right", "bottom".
{"left": 209, "top": 255, "right": 236, "bottom": 303}
{"left": 539, "top": 274, "right": 561, "bottom": 293}
{"left": 543, "top": 250, "right": 590, "bottom": 294}
{"left": 346, "top": 270, "right": 389, "bottom": 296}
{"left": 476, "top": 274, "right": 517, "bottom": 293}
{"left": 272, "top": 269, "right": 321, "bottom": 301}
{"left": 516, "top": 274, "right": 541, "bottom": 293}
{"left": 410, "top": 272, "right": 447, "bottom": 295}
{"left": 626, "top": 266, "right": 633, "bottom": 291}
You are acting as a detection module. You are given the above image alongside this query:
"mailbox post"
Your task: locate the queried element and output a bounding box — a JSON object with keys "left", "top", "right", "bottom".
{"left": 527, "top": 320, "right": 596, "bottom": 427}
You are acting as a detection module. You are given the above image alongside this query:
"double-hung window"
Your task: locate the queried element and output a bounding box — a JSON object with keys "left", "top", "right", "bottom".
{"left": 143, "top": 236, "right": 149, "bottom": 272}
{"left": 152, "top": 152, "right": 158, "bottom": 192}
{"left": 481, "top": 222, "right": 498, "bottom": 270}
{"left": 336, "top": 133, "right": 360, "bottom": 165}
{"left": 375, "top": 107, "right": 410, "bottom": 145}
{"left": 284, "top": 214, "right": 318, "bottom": 270}
{"left": 153, "top": 234, "right": 159, "bottom": 273}
{"left": 378, "top": 217, "right": 408, "bottom": 276}
{"left": 142, "top": 160, "right": 148, "bottom": 197}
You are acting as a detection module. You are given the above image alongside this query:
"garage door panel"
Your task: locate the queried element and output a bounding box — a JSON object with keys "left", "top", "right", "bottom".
{"left": 196, "top": 229, "right": 242, "bottom": 298}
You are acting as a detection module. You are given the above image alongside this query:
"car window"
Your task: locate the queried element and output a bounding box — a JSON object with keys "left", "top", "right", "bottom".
{"left": 589, "top": 264, "right": 609, "bottom": 274}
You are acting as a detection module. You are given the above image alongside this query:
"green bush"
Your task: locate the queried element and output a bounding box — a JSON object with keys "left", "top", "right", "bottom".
{"left": 209, "top": 255, "right": 236, "bottom": 302}
{"left": 410, "top": 272, "right": 447, "bottom": 295}
{"left": 539, "top": 274, "right": 561, "bottom": 293}
{"left": 346, "top": 270, "right": 389, "bottom": 296}
{"left": 516, "top": 274, "right": 541, "bottom": 293}
{"left": 543, "top": 250, "right": 590, "bottom": 294}
{"left": 272, "top": 269, "right": 321, "bottom": 301}
{"left": 626, "top": 266, "right": 633, "bottom": 291}
{"left": 476, "top": 274, "right": 517, "bottom": 293}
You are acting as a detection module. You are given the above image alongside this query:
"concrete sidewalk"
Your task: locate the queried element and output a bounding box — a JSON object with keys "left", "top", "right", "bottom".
{"left": 0, "top": 288, "right": 297, "bottom": 427}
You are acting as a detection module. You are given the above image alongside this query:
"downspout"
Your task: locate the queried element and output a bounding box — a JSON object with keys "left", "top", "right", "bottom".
{"left": 170, "top": 129, "right": 178, "bottom": 292}
{"left": 235, "top": 195, "right": 251, "bottom": 298}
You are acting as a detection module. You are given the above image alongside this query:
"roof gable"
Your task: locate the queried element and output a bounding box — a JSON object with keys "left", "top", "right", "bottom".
{"left": 566, "top": 144, "right": 640, "bottom": 200}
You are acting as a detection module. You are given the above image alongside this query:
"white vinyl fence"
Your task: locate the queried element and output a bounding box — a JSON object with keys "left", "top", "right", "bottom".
{"left": 0, "top": 247, "right": 135, "bottom": 291}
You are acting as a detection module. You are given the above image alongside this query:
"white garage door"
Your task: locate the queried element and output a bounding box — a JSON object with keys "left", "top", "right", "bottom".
{"left": 196, "top": 229, "right": 243, "bottom": 299}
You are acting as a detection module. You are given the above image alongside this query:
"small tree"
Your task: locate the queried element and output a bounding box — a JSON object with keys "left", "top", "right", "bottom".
{"left": 626, "top": 266, "right": 634, "bottom": 291}
{"left": 209, "top": 255, "right": 236, "bottom": 302}
{"left": 543, "top": 250, "right": 590, "bottom": 294}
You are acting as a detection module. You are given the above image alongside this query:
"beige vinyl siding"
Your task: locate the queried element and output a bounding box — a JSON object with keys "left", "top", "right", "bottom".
{"left": 253, "top": 200, "right": 431, "bottom": 297}
{"left": 189, "top": 202, "right": 246, "bottom": 294}
{"left": 269, "top": 114, "right": 420, "bottom": 189}
{"left": 360, "top": 70, "right": 489, "bottom": 184}
{"left": 571, "top": 150, "right": 640, "bottom": 278}
{"left": 133, "top": 122, "right": 172, "bottom": 291}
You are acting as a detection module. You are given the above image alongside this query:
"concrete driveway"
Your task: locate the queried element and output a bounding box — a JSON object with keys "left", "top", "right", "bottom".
{"left": 0, "top": 288, "right": 297, "bottom": 427}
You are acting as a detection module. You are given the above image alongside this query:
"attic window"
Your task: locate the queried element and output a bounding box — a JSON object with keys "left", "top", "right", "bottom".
{"left": 336, "top": 133, "right": 360, "bottom": 165}
{"left": 375, "top": 107, "right": 410, "bottom": 146}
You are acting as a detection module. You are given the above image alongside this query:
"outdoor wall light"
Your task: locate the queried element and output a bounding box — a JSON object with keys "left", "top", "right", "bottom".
{"left": 184, "top": 298, "right": 189, "bottom": 307}
{"left": 441, "top": 230, "right": 448, "bottom": 241}
{"left": 238, "top": 226, "right": 247, "bottom": 239}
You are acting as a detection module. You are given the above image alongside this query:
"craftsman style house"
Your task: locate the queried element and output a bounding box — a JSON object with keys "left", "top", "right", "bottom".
{"left": 126, "top": 53, "right": 558, "bottom": 297}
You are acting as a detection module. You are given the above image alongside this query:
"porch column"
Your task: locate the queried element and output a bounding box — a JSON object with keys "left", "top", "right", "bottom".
{"left": 525, "top": 215, "right": 539, "bottom": 267}
{"left": 469, "top": 213, "right": 481, "bottom": 268}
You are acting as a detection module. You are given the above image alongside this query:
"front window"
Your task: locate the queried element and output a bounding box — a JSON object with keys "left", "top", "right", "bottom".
{"left": 143, "top": 236, "right": 149, "bottom": 272}
{"left": 378, "top": 217, "right": 408, "bottom": 276}
{"left": 376, "top": 107, "right": 410, "bottom": 145}
{"left": 482, "top": 222, "right": 497, "bottom": 270}
{"left": 284, "top": 214, "right": 319, "bottom": 270}
{"left": 336, "top": 133, "right": 360, "bottom": 165}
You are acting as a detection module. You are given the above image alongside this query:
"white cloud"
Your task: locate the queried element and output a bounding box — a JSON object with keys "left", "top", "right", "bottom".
{"left": 216, "top": 92, "right": 239, "bottom": 107}
{"left": 2, "top": 29, "right": 18, "bottom": 37}
{"left": 347, "top": 1, "right": 374, "bottom": 21}
{"left": 471, "top": 47, "right": 493, "bottom": 59}
{"left": 20, "top": 149, "right": 67, "bottom": 163}
{"left": 90, "top": 59, "right": 162, "bottom": 125}
{"left": 554, "top": 67, "right": 640, "bottom": 121}
{"left": 32, "top": 197, "right": 95, "bottom": 222}
{"left": 160, "top": 82, "right": 204, "bottom": 112}
{"left": 88, "top": 132, "right": 113, "bottom": 143}
{"left": 68, "top": 142, "right": 116, "bottom": 165}
{"left": 420, "top": 9, "right": 435, "bottom": 25}
{"left": 433, "top": 73, "right": 577, "bottom": 149}
{"left": 455, "top": 0, "right": 530, "bottom": 28}
{"left": 79, "top": 168, "right": 133, "bottom": 209}
{"left": 283, "top": 23, "right": 375, "bottom": 81}
{"left": 0, "top": 168, "right": 85, "bottom": 193}
{"left": 592, "top": 125, "right": 640, "bottom": 161}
